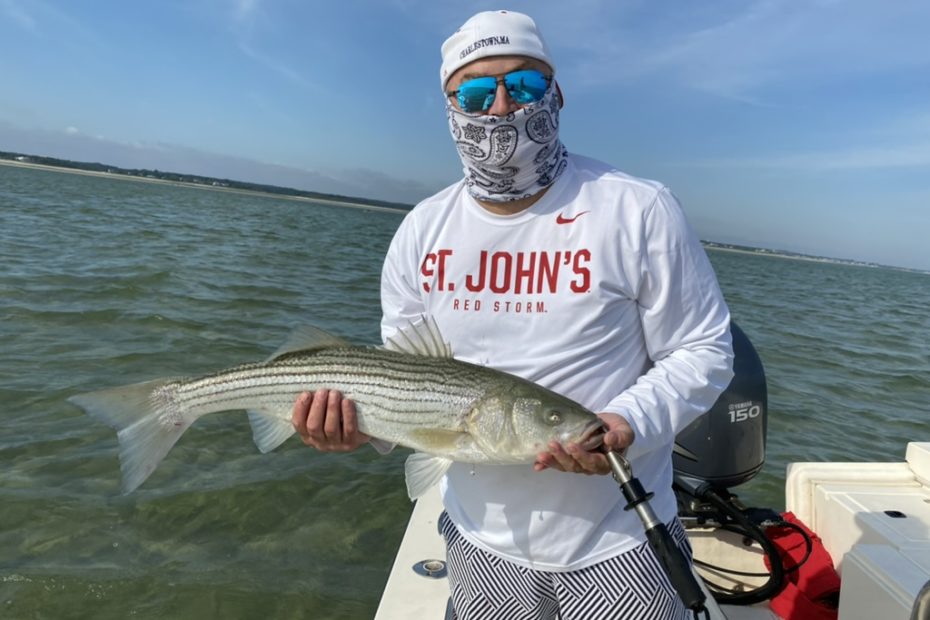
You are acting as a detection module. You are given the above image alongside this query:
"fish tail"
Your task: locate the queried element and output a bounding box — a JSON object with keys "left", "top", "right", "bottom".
{"left": 68, "top": 378, "right": 191, "bottom": 494}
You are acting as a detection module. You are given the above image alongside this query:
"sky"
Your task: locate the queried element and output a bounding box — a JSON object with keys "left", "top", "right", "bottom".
{"left": 1, "top": 0, "right": 929, "bottom": 271}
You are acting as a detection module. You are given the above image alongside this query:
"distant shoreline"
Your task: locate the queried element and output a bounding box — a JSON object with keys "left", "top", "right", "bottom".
{"left": 704, "top": 244, "right": 927, "bottom": 274}
{"left": 705, "top": 244, "right": 844, "bottom": 264}
{"left": 3, "top": 157, "right": 925, "bottom": 274}
{"left": 705, "top": 244, "right": 882, "bottom": 269}
{"left": 0, "top": 158, "right": 409, "bottom": 215}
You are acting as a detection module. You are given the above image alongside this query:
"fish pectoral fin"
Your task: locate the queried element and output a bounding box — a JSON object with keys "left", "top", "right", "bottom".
{"left": 247, "top": 409, "right": 295, "bottom": 453}
{"left": 404, "top": 453, "right": 454, "bottom": 501}
{"left": 266, "top": 325, "right": 350, "bottom": 362}
{"left": 369, "top": 438, "right": 396, "bottom": 455}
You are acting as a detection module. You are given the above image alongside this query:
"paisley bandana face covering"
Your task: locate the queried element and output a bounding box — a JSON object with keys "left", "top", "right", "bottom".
{"left": 447, "top": 85, "right": 567, "bottom": 203}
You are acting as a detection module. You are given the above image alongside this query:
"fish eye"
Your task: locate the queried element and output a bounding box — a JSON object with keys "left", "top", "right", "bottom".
{"left": 546, "top": 410, "right": 562, "bottom": 425}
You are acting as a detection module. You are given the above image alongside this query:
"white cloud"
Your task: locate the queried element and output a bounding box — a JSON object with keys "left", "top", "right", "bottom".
{"left": 679, "top": 109, "right": 930, "bottom": 172}
{"left": 236, "top": 41, "right": 314, "bottom": 90}
{"left": 216, "top": 0, "right": 318, "bottom": 92}
{"left": 232, "top": 0, "right": 260, "bottom": 22}
{"left": 562, "top": 0, "right": 930, "bottom": 102}
{"left": 0, "top": 0, "right": 101, "bottom": 47}
{"left": 1, "top": 0, "right": 37, "bottom": 32}
{"left": 683, "top": 142, "right": 930, "bottom": 172}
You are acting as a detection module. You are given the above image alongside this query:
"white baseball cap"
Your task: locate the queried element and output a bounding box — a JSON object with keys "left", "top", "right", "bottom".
{"left": 440, "top": 10, "right": 554, "bottom": 90}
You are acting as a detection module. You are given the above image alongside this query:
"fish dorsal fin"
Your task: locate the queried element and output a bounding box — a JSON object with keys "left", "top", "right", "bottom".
{"left": 383, "top": 317, "right": 453, "bottom": 358}
{"left": 266, "top": 325, "right": 350, "bottom": 361}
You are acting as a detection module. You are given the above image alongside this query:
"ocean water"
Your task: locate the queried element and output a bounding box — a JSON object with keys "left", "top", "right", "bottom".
{"left": 1, "top": 164, "right": 927, "bottom": 619}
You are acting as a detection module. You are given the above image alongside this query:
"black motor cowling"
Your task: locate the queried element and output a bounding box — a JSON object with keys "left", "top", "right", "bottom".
{"left": 671, "top": 325, "right": 789, "bottom": 607}
{"left": 673, "top": 322, "right": 767, "bottom": 491}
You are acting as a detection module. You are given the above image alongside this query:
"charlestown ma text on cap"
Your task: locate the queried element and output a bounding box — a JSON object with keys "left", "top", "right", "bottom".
{"left": 440, "top": 10, "right": 554, "bottom": 89}
{"left": 459, "top": 35, "right": 511, "bottom": 60}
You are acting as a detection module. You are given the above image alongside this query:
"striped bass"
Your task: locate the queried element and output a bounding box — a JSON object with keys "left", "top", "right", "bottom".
{"left": 69, "top": 319, "right": 604, "bottom": 499}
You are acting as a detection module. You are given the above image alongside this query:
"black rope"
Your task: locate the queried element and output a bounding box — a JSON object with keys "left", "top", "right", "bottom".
{"left": 674, "top": 483, "right": 806, "bottom": 606}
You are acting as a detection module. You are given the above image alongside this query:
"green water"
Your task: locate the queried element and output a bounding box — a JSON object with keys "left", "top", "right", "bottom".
{"left": 1, "top": 164, "right": 928, "bottom": 618}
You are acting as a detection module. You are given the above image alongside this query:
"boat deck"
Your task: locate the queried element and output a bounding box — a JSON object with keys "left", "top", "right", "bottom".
{"left": 376, "top": 442, "right": 930, "bottom": 619}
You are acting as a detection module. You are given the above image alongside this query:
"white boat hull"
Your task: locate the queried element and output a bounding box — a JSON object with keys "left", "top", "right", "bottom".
{"left": 376, "top": 442, "right": 930, "bottom": 619}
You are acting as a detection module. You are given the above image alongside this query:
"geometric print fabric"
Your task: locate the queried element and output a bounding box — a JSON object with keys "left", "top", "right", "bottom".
{"left": 440, "top": 512, "right": 695, "bottom": 620}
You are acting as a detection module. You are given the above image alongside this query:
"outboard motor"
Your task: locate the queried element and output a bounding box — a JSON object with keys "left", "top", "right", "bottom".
{"left": 609, "top": 323, "right": 772, "bottom": 614}
{"left": 673, "top": 321, "right": 767, "bottom": 495}
{"left": 670, "top": 323, "right": 810, "bottom": 608}
{"left": 613, "top": 321, "right": 795, "bottom": 609}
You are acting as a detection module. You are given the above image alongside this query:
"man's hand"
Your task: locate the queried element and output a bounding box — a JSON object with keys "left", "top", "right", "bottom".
{"left": 291, "top": 389, "right": 370, "bottom": 451}
{"left": 533, "top": 412, "right": 634, "bottom": 475}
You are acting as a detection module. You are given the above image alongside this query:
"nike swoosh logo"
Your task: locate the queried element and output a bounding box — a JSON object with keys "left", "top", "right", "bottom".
{"left": 556, "top": 211, "right": 590, "bottom": 225}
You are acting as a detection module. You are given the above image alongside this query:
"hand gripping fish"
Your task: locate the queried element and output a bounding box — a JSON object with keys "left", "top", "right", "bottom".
{"left": 69, "top": 319, "right": 605, "bottom": 500}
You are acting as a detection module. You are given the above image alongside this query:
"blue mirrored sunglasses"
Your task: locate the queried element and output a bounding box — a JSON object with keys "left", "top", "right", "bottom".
{"left": 447, "top": 69, "right": 552, "bottom": 113}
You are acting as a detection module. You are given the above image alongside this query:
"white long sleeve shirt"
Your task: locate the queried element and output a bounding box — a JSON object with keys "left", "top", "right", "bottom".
{"left": 380, "top": 154, "right": 733, "bottom": 570}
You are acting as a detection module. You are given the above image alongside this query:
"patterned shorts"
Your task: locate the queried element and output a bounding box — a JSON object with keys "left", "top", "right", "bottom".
{"left": 439, "top": 512, "right": 694, "bottom": 620}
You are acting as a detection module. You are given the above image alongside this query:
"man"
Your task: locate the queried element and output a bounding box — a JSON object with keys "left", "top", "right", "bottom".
{"left": 293, "top": 10, "right": 733, "bottom": 620}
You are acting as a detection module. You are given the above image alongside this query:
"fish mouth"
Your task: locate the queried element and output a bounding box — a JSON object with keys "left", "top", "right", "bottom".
{"left": 578, "top": 419, "right": 607, "bottom": 451}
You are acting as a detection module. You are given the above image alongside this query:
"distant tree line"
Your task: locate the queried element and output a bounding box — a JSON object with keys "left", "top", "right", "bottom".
{"left": 0, "top": 150, "right": 412, "bottom": 211}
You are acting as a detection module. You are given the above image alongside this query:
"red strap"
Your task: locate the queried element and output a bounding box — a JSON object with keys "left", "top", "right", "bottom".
{"left": 763, "top": 511, "right": 840, "bottom": 620}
